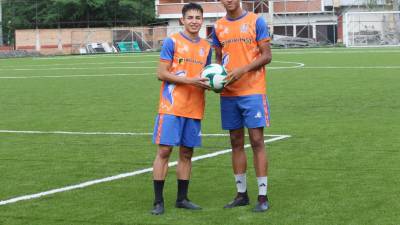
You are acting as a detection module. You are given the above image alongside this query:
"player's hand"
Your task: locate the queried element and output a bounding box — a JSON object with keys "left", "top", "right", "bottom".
{"left": 224, "top": 67, "right": 246, "bottom": 86}
{"left": 188, "top": 77, "right": 211, "bottom": 90}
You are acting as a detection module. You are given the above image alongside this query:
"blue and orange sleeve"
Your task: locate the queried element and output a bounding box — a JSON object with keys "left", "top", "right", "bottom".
{"left": 256, "top": 17, "right": 270, "bottom": 43}
{"left": 211, "top": 27, "right": 222, "bottom": 48}
{"left": 160, "top": 37, "right": 174, "bottom": 62}
{"left": 206, "top": 48, "right": 212, "bottom": 66}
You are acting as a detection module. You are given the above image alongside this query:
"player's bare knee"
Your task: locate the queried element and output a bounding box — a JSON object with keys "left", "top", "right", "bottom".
{"left": 181, "top": 152, "right": 192, "bottom": 160}
{"left": 230, "top": 137, "right": 244, "bottom": 149}
{"left": 179, "top": 148, "right": 193, "bottom": 160}
{"left": 158, "top": 149, "right": 172, "bottom": 159}
{"left": 250, "top": 139, "right": 265, "bottom": 151}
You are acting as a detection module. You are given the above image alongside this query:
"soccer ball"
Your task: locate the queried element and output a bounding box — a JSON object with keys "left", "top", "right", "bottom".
{"left": 201, "top": 64, "right": 227, "bottom": 93}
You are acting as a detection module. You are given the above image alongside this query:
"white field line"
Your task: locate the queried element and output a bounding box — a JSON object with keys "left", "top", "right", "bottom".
{"left": 32, "top": 54, "right": 161, "bottom": 60}
{"left": 16, "top": 60, "right": 300, "bottom": 69}
{"left": 0, "top": 61, "right": 304, "bottom": 71}
{"left": 272, "top": 50, "right": 400, "bottom": 54}
{"left": 0, "top": 73, "right": 152, "bottom": 79}
{"left": 27, "top": 49, "right": 400, "bottom": 60}
{"left": 0, "top": 66, "right": 156, "bottom": 71}
{"left": 1, "top": 65, "right": 398, "bottom": 79}
{"left": 268, "top": 60, "right": 304, "bottom": 70}
{"left": 0, "top": 129, "right": 286, "bottom": 137}
{"left": 299, "top": 66, "right": 400, "bottom": 69}
{"left": 0, "top": 61, "right": 158, "bottom": 68}
{"left": 0, "top": 134, "right": 291, "bottom": 206}
{"left": 0, "top": 63, "right": 304, "bottom": 79}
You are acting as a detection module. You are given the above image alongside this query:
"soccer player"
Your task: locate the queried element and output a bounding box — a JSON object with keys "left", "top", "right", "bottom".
{"left": 150, "top": 3, "right": 212, "bottom": 215}
{"left": 212, "top": 0, "right": 272, "bottom": 212}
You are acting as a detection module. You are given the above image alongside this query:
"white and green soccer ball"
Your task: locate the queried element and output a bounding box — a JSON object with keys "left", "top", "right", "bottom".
{"left": 201, "top": 64, "right": 227, "bottom": 93}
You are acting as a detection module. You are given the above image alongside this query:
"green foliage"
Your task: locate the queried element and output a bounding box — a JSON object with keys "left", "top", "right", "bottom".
{"left": 1, "top": 0, "right": 158, "bottom": 44}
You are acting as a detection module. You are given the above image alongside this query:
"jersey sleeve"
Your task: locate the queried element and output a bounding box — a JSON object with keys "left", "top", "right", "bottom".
{"left": 256, "top": 17, "right": 270, "bottom": 42}
{"left": 206, "top": 48, "right": 212, "bottom": 66}
{"left": 211, "top": 27, "right": 222, "bottom": 48}
{"left": 160, "top": 37, "right": 174, "bottom": 62}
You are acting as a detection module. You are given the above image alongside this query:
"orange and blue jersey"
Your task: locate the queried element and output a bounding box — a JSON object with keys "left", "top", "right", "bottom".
{"left": 212, "top": 11, "right": 270, "bottom": 97}
{"left": 158, "top": 32, "right": 212, "bottom": 119}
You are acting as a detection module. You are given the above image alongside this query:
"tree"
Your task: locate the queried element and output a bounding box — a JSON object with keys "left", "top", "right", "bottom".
{"left": 1, "top": 0, "right": 159, "bottom": 45}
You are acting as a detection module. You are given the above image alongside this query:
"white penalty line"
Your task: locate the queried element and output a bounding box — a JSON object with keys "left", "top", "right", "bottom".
{"left": 0, "top": 129, "right": 285, "bottom": 137}
{"left": 0, "top": 134, "right": 291, "bottom": 206}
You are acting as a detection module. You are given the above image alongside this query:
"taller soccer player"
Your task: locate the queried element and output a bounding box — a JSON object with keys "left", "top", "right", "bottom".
{"left": 151, "top": 3, "right": 211, "bottom": 215}
{"left": 212, "top": 0, "right": 272, "bottom": 212}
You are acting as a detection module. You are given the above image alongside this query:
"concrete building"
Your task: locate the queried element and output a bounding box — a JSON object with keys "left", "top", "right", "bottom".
{"left": 155, "top": 0, "right": 395, "bottom": 44}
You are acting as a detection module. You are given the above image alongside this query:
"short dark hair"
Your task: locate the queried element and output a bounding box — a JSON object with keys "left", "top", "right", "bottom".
{"left": 182, "top": 2, "right": 203, "bottom": 16}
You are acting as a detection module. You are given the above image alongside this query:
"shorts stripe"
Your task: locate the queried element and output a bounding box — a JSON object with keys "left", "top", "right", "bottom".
{"left": 262, "top": 95, "right": 271, "bottom": 127}
{"left": 155, "top": 114, "right": 164, "bottom": 144}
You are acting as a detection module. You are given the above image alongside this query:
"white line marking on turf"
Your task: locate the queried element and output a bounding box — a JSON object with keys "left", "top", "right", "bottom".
{"left": 27, "top": 49, "right": 400, "bottom": 60}
{"left": 0, "top": 130, "right": 286, "bottom": 137}
{"left": 300, "top": 66, "right": 400, "bottom": 69}
{"left": 0, "top": 66, "right": 156, "bottom": 71}
{"left": 0, "top": 73, "right": 152, "bottom": 79}
{"left": 273, "top": 50, "right": 400, "bottom": 54}
{"left": 0, "top": 62, "right": 304, "bottom": 71}
{"left": 1, "top": 64, "right": 397, "bottom": 79}
{"left": 268, "top": 61, "right": 304, "bottom": 69}
{"left": 0, "top": 134, "right": 291, "bottom": 206}
{"left": 33, "top": 54, "right": 161, "bottom": 60}
{"left": 0, "top": 61, "right": 158, "bottom": 68}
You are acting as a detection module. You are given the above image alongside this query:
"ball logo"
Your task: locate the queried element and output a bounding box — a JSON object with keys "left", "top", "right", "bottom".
{"left": 178, "top": 58, "right": 184, "bottom": 64}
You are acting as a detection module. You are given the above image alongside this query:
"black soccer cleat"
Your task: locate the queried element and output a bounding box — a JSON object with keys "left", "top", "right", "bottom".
{"left": 224, "top": 192, "right": 250, "bottom": 208}
{"left": 151, "top": 201, "right": 165, "bottom": 215}
{"left": 253, "top": 195, "right": 270, "bottom": 212}
{"left": 175, "top": 199, "right": 202, "bottom": 210}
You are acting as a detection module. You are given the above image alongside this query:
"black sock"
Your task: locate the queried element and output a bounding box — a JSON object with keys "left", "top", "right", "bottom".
{"left": 153, "top": 180, "right": 165, "bottom": 204}
{"left": 238, "top": 191, "right": 248, "bottom": 197}
{"left": 177, "top": 179, "right": 189, "bottom": 201}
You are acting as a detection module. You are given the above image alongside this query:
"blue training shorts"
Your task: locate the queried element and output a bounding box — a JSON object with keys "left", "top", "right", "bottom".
{"left": 152, "top": 114, "right": 202, "bottom": 148}
{"left": 220, "top": 94, "right": 270, "bottom": 130}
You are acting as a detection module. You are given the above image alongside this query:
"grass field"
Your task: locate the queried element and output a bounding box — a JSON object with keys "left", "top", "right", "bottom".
{"left": 0, "top": 48, "right": 399, "bottom": 225}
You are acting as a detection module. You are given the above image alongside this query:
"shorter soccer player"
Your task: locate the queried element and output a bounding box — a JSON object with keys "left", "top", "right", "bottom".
{"left": 150, "top": 3, "right": 212, "bottom": 215}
